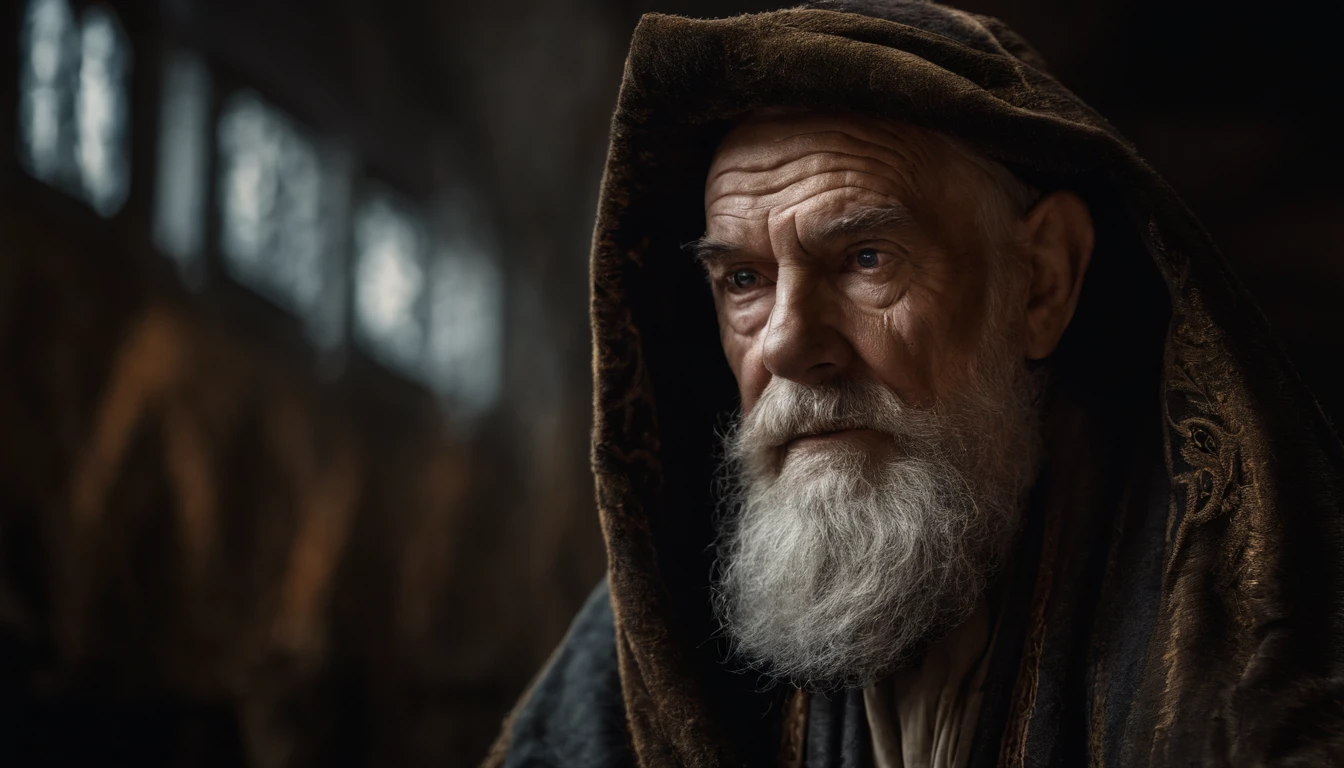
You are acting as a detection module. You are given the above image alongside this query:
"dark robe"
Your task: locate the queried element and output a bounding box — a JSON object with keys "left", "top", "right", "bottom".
{"left": 485, "top": 1, "right": 1344, "bottom": 765}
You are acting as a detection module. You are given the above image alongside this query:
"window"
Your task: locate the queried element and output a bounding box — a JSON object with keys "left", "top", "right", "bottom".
{"left": 351, "top": 191, "right": 504, "bottom": 413}
{"left": 353, "top": 190, "right": 429, "bottom": 378}
{"left": 18, "top": 0, "right": 78, "bottom": 191}
{"left": 153, "top": 48, "right": 210, "bottom": 285}
{"left": 427, "top": 237, "right": 503, "bottom": 414}
{"left": 74, "top": 6, "right": 131, "bottom": 216}
{"left": 17, "top": 0, "right": 131, "bottom": 217}
{"left": 217, "top": 91, "right": 343, "bottom": 346}
{"left": 24, "top": 9, "right": 507, "bottom": 416}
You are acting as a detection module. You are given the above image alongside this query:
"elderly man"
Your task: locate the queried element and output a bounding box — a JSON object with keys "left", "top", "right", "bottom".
{"left": 487, "top": 1, "right": 1344, "bottom": 766}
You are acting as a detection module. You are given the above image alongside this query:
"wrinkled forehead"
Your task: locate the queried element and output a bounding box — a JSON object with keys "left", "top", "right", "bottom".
{"left": 706, "top": 111, "right": 958, "bottom": 208}
{"left": 704, "top": 110, "right": 973, "bottom": 244}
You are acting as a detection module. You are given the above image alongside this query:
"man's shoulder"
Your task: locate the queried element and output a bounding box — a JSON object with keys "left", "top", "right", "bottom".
{"left": 499, "top": 579, "right": 635, "bottom": 768}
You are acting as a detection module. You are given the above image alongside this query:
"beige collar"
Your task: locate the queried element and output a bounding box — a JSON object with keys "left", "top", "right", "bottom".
{"left": 863, "top": 600, "right": 998, "bottom": 768}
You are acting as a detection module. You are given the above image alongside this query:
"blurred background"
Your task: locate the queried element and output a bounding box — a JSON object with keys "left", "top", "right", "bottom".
{"left": 0, "top": 0, "right": 1340, "bottom": 765}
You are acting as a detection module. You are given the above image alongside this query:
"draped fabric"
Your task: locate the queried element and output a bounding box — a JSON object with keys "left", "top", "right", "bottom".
{"left": 487, "top": 2, "right": 1344, "bottom": 765}
{"left": 863, "top": 599, "right": 995, "bottom": 768}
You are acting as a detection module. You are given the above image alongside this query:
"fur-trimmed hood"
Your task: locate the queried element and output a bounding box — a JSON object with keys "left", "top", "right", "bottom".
{"left": 488, "top": 2, "right": 1344, "bottom": 766}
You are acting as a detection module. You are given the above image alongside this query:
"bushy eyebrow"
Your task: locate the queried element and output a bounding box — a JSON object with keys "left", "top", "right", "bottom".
{"left": 682, "top": 236, "right": 741, "bottom": 271}
{"left": 682, "top": 203, "right": 915, "bottom": 270}
{"left": 812, "top": 203, "right": 915, "bottom": 242}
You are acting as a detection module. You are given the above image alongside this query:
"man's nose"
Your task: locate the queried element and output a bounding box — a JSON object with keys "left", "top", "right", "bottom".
{"left": 761, "top": 273, "right": 852, "bottom": 386}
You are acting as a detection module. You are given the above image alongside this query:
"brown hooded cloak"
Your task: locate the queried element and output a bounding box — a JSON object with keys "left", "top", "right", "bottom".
{"left": 485, "top": 2, "right": 1344, "bottom": 766}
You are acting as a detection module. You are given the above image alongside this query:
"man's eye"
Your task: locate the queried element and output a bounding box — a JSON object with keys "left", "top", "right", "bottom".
{"left": 854, "top": 248, "right": 881, "bottom": 269}
{"left": 728, "top": 269, "right": 760, "bottom": 290}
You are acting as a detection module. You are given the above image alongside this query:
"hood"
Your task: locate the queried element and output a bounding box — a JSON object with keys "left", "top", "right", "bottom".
{"left": 587, "top": 2, "right": 1344, "bottom": 766}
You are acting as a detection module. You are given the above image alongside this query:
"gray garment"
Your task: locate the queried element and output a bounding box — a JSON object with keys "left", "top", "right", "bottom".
{"left": 804, "top": 689, "right": 872, "bottom": 768}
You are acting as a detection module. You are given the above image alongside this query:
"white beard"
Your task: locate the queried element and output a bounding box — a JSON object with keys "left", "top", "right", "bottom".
{"left": 712, "top": 322, "right": 1043, "bottom": 688}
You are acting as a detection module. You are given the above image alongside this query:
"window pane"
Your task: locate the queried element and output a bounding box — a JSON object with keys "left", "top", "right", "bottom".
{"left": 75, "top": 5, "right": 131, "bottom": 217}
{"left": 218, "top": 91, "right": 338, "bottom": 340}
{"left": 18, "top": 0, "right": 78, "bottom": 189}
{"left": 353, "top": 192, "right": 427, "bottom": 377}
{"left": 153, "top": 49, "right": 211, "bottom": 284}
{"left": 427, "top": 243, "right": 503, "bottom": 414}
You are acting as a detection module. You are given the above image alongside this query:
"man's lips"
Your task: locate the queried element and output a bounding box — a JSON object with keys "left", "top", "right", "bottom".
{"left": 782, "top": 427, "right": 886, "bottom": 452}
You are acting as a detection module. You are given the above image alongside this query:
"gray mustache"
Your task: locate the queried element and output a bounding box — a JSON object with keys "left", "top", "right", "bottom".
{"left": 739, "top": 379, "right": 930, "bottom": 450}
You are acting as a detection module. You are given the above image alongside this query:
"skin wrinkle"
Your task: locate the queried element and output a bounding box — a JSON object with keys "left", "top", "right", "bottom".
{"left": 812, "top": 204, "right": 916, "bottom": 242}
{"left": 705, "top": 128, "right": 941, "bottom": 181}
{"left": 710, "top": 183, "right": 910, "bottom": 226}
{"left": 714, "top": 182, "right": 902, "bottom": 202}
{"left": 708, "top": 172, "right": 921, "bottom": 213}
{"left": 705, "top": 111, "right": 1094, "bottom": 689}
{"left": 704, "top": 117, "right": 999, "bottom": 411}
{"left": 705, "top": 136, "right": 910, "bottom": 178}
{"left": 708, "top": 150, "right": 908, "bottom": 186}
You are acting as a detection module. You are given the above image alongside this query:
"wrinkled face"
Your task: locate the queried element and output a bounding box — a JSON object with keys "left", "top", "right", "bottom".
{"left": 701, "top": 112, "right": 1056, "bottom": 686}
{"left": 700, "top": 112, "right": 1006, "bottom": 423}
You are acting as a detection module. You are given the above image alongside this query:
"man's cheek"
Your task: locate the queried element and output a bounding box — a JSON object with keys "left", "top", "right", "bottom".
{"left": 853, "top": 309, "right": 937, "bottom": 408}
{"left": 728, "top": 346, "right": 771, "bottom": 412}
{"left": 722, "top": 297, "right": 772, "bottom": 339}
{"left": 719, "top": 303, "right": 768, "bottom": 363}
{"left": 718, "top": 323, "right": 746, "bottom": 373}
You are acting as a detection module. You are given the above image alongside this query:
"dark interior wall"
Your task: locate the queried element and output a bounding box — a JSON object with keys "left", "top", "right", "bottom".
{"left": 0, "top": 1, "right": 1341, "bottom": 767}
{"left": 0, "top": 0, "right": 617, "bottom": 765}
{"left": 952, "top": 0, "right": 1344, "bottom": 422}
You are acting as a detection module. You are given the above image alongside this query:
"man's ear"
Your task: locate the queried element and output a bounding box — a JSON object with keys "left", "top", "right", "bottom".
{"left": 1018, "top": 190, "right": 1094, "bottom": 360}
